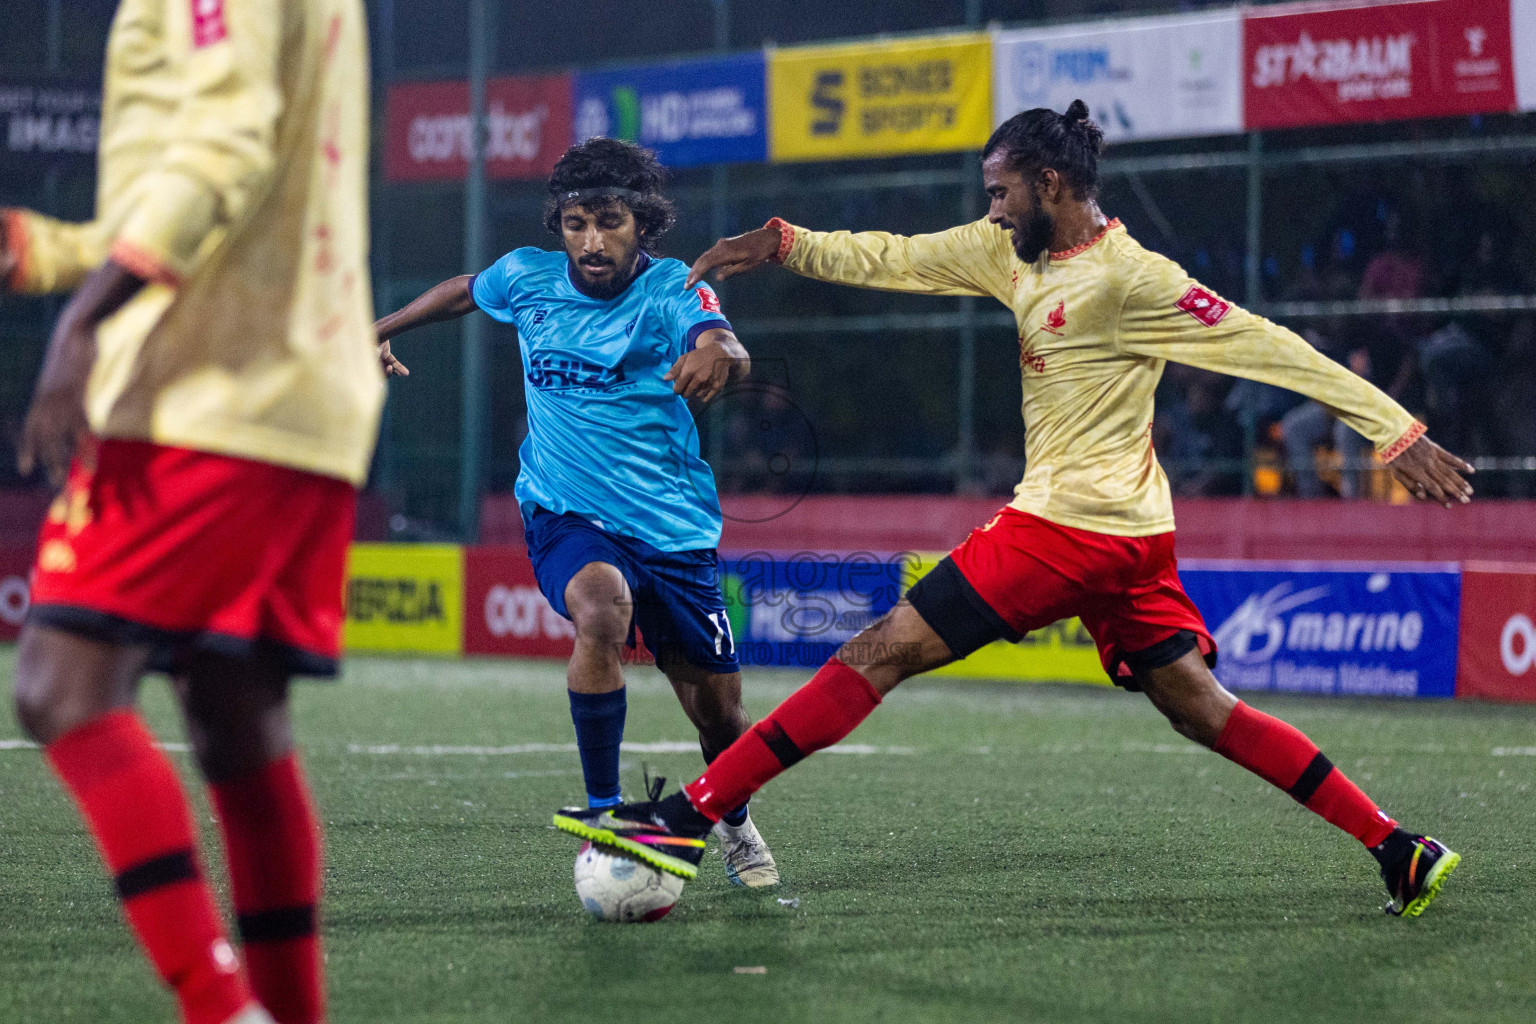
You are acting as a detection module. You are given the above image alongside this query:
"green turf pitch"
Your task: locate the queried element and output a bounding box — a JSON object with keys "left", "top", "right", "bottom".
{"left": 2, "top": 650, "right": 1534, "bottom": 1023}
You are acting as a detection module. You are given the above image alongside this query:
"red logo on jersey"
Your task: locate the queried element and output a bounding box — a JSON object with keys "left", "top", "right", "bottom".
{"left": 191, "top": 0, "right": 228, "bottom": 48}
{"left": 1176, "top": 286, "right": 1231, "bottom": 327}
{"left": 1040, "top": 299, "right": 1066, "bottom": 335}
{"left": 1018, "top": 340, "right": 1045, "bottom": 374}
{"left": 698, "top": 287, "right": 722, "bottom": 314}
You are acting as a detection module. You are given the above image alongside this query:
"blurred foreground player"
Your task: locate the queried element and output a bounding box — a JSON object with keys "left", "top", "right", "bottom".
{"left": 3, "top": 2, "right": 383, "bottom": 1022}
{"left": 375, "top": 138, "right": 778, "bottom": 887}
{"left": 554, "top": 102, "right": 1469, "bottom": 918}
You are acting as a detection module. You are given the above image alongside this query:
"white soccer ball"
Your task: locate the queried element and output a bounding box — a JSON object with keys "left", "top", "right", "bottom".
{"left": 574, "top": 842, "right": 684, "bottom": 923}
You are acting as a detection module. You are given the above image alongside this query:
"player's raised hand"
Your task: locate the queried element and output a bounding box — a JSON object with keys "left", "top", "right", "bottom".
{"left": 1388, "top": 433, "right": 1474, "bottom": 508}
{"left": 378, "top": 338, "right": 409, "bottom": 377}
{"left": 685, "top": 226, "right": 783, "bottom": 290}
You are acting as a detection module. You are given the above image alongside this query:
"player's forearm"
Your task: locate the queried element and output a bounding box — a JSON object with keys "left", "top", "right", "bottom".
{"left": 782, "top": 221, "right": 995, "bottom": 298}
{"left": 375, "top": 276, "right": 477, "bottom": 340}
{"left": 1, "top": 209, "right": 112, "bottom": 294}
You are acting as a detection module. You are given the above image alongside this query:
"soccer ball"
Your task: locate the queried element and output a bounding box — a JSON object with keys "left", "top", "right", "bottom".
{"left": 573, "top": 842, "right": 684, "bottom": 923}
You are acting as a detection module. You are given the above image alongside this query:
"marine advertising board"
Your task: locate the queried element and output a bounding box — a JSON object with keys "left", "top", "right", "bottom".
{"left": 383, "top": 74, "right": 573, "bottom": 182}
{"left": 768, "top": 33, "right": 992, "bottom": 162}
{"left": 575, "top": 53, "right": 767, "bottom": 168}
{"left": 1455, "top": 563, "right": 1536, "bottom": 703}
{"left": 1183, "top": 562, "right": 1461, "bottom": 698}
{"left": 344, "top": 544, "right": 464, "bottom": 656}
{"left": 1243, "top": 0, "right": 1516, "bottom": 130}
{"left": 992, "top": 10, "right": 1243, "bottom": 143}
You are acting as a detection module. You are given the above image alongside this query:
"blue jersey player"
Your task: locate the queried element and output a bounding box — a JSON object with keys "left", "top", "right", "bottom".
{"left": 374, "top": 139, "right": 777, "bottom": 886}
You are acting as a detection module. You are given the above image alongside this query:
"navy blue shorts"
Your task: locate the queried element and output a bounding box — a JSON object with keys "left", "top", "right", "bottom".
{"left": 524, "top": 507, "right": 739, "bottom": 674}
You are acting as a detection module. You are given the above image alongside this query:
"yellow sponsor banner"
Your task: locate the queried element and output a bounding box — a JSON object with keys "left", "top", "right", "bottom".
{"left": 769, "top": 33, "right": 992, "bottom": 162}
{"left": 906, "top": 553, "right": 1108, "bottom": 684}
{"left": 344, "top": 544, "right": 464, "bottom": 656}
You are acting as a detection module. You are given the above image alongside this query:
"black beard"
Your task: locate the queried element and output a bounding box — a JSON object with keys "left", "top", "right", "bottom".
{"left": 1011, "top": 203, "right": 1055, "bottom": 262}
{"left": 571, "top": 255, "right": 637, "bottom": 299}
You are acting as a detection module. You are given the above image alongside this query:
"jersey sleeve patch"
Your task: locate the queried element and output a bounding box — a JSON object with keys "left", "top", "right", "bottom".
{"left": 191, "top": 0, "right": 229, "bottom": 48}
{"left": 697, "top": 286, "right": 722, "bottom": 314}
{"left": 1175, "top": 285, "right": 1231, "bottom": 327}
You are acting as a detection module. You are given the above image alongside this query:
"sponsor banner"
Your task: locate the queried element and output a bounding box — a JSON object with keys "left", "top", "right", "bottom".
{"left": 906, "top": 553, "right": 1108, "bottom": 684}
{"left": 1184, "top": 562, "right": 1460, "bottom": 698}
{"left": 383, "top": 74, "right": 572, "bottom": 183}
{"left": 1243, "top": 0, "right": 1516, "bottom": 130}
{"left": 992, "top": 10, "right": 1242, "bottom": 143}
{"left": 344, "top": 544, "right": 464, "bottom": 656}
{"left": 463, "top": 546, "right": 578, "bottom": 659}
{"left": 721, "top": 552, "right": 906, "bottom": 668}
{"left": 768, "top": 33, "right": 992, "bottom": 162}
{"left": 1455, "top": 564, "right": 1536, "bottom": 702}
{"left": 1515, "top": 0, "right": 1536, "bottom": 110}
{"left": 0, "top": 81, "right": 99, "bottom": 165}
{"left": 575, "top": 52, "right": 768, "bottom": 168}
{"left": 0, "top": 546, "right": 32, "bottom": 643}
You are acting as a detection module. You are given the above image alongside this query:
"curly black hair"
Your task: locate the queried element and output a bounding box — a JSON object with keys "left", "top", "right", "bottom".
{"left": 544, "top": 137, "right": 677, "bottom": 252}
{"left": 983, "top": 99, "right": 1106, "bottom": 200}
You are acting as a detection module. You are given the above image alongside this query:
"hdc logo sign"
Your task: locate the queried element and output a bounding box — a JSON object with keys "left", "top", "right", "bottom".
{"left": 1457, "top": 566, "right": 1536, "bottom": 702}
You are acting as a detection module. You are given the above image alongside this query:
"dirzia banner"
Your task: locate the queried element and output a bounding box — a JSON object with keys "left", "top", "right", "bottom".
{"left": 1182, "top": 562, "right": 1461, "bottom": 699}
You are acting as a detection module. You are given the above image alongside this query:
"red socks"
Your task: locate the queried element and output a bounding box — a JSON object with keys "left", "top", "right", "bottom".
{"left": 212, "top": 755, "right": 325, "bottom": 1024}
{"left": 685, "top": 657, "right": 881, "bottom": 820}
{"left": 46, "top": 711, "right": 253, "bottom": 1024}
{"left": 1215, "top": 701, "right": 1396, "bottom": 848}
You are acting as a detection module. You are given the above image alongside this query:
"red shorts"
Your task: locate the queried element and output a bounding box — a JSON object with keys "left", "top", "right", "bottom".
{"left": 915, "top": 506, "right": 1215, "bottom": 685}
{"left": 29, "top": 439, "right": 356, "bottom": 676}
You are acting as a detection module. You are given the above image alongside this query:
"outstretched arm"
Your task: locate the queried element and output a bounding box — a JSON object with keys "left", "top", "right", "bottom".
{"left": 688, "top": 217, "right": 1014, "bottom": 301}
{"left": 1119, "top": 259, "right": 1473, "bottom": 507}
{"left": 2, "top": 209, "right": 112, "bottom": 294}
{"left": 372, "top": 274, "right": 478, "bottom": 377}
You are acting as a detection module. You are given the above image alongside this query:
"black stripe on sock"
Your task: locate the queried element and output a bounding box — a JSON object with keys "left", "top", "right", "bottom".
{"left": 1287, "top": 752, "right": 1335, "bottom": 805}
{"left": 114, "top": 850, "right": 198, "bottom": 900}
{"left": 756, "top": 720, "right": 805, "bottom": 770}
{"left": 238, "top": 905, "right": 317, "bottom": 943}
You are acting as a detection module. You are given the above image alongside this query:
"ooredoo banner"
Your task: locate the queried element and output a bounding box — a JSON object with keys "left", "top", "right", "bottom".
{"left": 992, "top": 10, "right": 1243, "bottom": 143}
{"left": 1243, "top": 0, "right": 1516, "bottom": 130}
{"left": 1455, "top": 564, "right": 1536, "bottom": 702}
{"left": 463, "top": 546, "right": 577, "bottom": 659}
{"left": 769, "top": 33, "right": 992, "bottom": 162}
{"left": 575, "top": 53, "right": 767, "bottom": 168}
{"left": 1183, "top": 562, "right": 1461, "bottom": 698}
{"left": 344, "top": 544, "right": 464, "bottom": 656}
{"left": 383, "top": 74, "right": 573, "bottom": 183}
{"left": 0, "top": 546, "right": 32, "bottom": 643}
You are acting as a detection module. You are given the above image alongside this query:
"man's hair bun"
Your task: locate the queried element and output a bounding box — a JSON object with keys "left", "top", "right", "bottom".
{"left": 1064, "top": 99, "right": 1091, "bottom": 122}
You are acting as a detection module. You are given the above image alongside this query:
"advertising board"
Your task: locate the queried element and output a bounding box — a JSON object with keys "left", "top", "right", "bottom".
{"left": 768, "top": 33, "right": 992, "bottom": 162}
{"left": 1455, "top": 563, "right": 1536, "bottom": 702}
{"left": 575, "top": 53, "right": 767, "bottom": 167}
{"left": 0, "top": 81, "right": 98, "bottom": 167}
{"left": 1183, "top": 561, "right": 1461, "bottom": 698}
{"left": 344, "top": 544, "right": 464, "bottom": 656}
{"left": 463, "top": 546, "right": 577, "bottom": 659}
{"left": 383, "top": 74, "right": 572, "bottom": 182}
{"left": 992, "top": 10, "right": 1243, "bottom": 143}
{"left": 1243, "top": 0, "right": 1516, "bottom": 130}
{"left": 0, "top": 546, "right": 31, "bottom": 643}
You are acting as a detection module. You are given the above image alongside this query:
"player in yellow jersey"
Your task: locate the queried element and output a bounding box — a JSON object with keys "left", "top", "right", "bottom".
{"left": 3, "top": 3, "right": 381, "bottom": 1022}
{"left": 553, "top": 101, "right": 1468, "bottom": 919}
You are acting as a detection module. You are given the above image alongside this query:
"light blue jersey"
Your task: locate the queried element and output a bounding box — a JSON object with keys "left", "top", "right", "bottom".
{"left": 472, "top": 248, "right": 732, "bottom": 552}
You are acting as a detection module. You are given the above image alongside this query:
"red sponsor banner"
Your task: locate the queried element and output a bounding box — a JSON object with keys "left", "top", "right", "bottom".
{"left": 464, "top": 546, "right": 576, "bottom": 658}
{"left": 384, "top": 74, "right": 572, "bottom": 183}
{"left": 1244, "top": 0, "right": 1516, "bottom": 130}
{"left": 0, "top": 546, "right": 33, "bottom": 642}
{"left": 1455, "top": 563, "right": 1536, "bottom": 702}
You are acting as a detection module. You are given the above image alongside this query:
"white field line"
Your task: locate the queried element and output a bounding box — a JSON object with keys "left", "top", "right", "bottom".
{"left": 346, "top": 740, "right": 916, "bottom": 756}
{"left": 0, "top": 739, "right": 189, "bottom": 752}
{"left": 1492, "top": 747, "right": 1536, "bottom": 756}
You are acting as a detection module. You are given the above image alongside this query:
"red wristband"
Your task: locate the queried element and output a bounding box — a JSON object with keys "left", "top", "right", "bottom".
{"left": 764, "top": 217, "right": 794, "bottom": 264}
{"left": 1381, "top": 421, "right": 1427, "bottom": 464}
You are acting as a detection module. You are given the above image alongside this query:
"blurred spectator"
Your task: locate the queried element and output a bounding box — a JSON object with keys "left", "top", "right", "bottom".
{"left": 1155, "top": 367, "right": 1244, "bottom": 496}
{"left": 1416, "top": 321, "right": 1494, "bottom": 459}
{"left": 1455, "top": 231, "right": 1526, "bottom": 297}
{"left": 1494, "top": 317, "right": 1536, "bottom": 497}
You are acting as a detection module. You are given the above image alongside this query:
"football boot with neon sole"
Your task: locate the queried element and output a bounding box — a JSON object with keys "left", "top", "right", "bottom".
{"left": 553, "top": 779, "right": 712, "bottom": 880}
{"left": 715, "top": 812, "right": 780, "bottom": 887}
{"left": 1381, "top": 834, "right": 1461, "bottom": 918}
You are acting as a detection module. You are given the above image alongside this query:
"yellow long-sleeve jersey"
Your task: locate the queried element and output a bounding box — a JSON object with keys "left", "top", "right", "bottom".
{"left": 782, "top": 217, "right": 1422, "bottom": 536}
{"left": 2, "top": 0, "right": 383, "bottom": 485}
